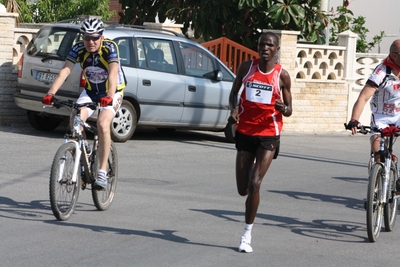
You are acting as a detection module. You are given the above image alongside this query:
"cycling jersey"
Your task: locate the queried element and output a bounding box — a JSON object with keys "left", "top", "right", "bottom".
{"left": 368, "top": 63, "right": 400, "bottom": 116}
{"left": 236, "top": 59, "right": 283, "bottom": 136}
{"left": 67, "top": 39, "right": 126, "bottom": 102}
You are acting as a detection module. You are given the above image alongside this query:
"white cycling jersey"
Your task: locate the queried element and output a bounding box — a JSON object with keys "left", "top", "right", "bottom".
{"left": 369, "top": 64, "right": 400, "bottom": 116}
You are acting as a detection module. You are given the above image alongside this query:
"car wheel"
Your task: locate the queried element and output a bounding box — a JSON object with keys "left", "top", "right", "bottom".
{"left": 27, "top": 111, "right": 62, "bottom": 131}
{"left": 224, "top": 121, "right": 236, "bottom": 143}
{"left": 111, "top": 100, "right": 137, "bottom": 142}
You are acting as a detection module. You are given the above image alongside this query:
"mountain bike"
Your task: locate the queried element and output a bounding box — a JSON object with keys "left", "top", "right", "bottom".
{"left": 47, "top": 98, "right": 118, "bottom": 221}
{"left": 345, "top": 123, "right": 400, "bottom": 242}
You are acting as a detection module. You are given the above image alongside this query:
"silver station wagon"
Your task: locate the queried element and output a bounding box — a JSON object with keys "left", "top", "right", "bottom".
{"left": 15, "top": 21, "right": 236, "bottom": 142}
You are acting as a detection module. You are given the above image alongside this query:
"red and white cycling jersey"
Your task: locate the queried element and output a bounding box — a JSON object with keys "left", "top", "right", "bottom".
{"left": 369, "top": 63, "right": 400, "bottom": 116}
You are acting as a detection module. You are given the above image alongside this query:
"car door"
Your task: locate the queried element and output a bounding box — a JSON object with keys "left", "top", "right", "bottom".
{"left": 179, "top": 42, "right": 233, "bottom": 128}
{"left": 135, "top": 38, "right": 185, "bottom": 124}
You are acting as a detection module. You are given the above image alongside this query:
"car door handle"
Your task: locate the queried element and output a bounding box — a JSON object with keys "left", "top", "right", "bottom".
{"left": 143, "top": 80, "right": 151, "bottom": 86}
{"left": 188, "top": 85, "right": 196, "bottom": 92}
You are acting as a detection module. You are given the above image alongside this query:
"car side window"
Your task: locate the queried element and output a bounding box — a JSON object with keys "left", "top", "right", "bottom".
{"left": 138, "top": 38, "right": 178, "bottom": 73}
{"left": 115, "top": 38, "right": 130, "bottom": 66}
{"left": 179, "top": 42, "right": 216, "bottom": 78}
{"left": 136, "top": 39, "right": 147, "bottom": 68}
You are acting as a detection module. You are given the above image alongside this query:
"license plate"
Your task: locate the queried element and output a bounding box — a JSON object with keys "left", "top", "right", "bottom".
{"left": 36, "top": 72, "right": 58, "bottom": 83}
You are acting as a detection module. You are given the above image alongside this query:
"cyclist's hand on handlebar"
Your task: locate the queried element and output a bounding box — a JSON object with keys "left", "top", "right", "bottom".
{"left": 346, "top": 119, "right": 360, "bottom": 135}
{"left": 42, "top": 93, "right": 54, "bottom": 105}
{"left": 100, "top": 96, "right": 113, "bottom": 107}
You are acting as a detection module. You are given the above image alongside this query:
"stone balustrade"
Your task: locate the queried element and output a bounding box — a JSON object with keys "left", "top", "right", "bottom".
{"left": 13, "top": 27, "right": 40, "bottom": 66}
{"left": 295, "top": 44, "right": 346, "bottom": 81}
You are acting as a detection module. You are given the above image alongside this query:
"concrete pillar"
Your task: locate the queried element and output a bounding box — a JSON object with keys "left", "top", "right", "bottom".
{"left": 338, "top": 30, "right": 358, "bottom": 81}
{"left": 266, "top": 30, "right": 300, "bottom": 79}
{"left": 0, "top": 12, "right": 20, "bottom": 126}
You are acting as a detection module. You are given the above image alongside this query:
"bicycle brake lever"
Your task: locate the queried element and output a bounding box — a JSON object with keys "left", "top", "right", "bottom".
{"left": 88, "top": 103, "right": 98, "bottom": 110}
{"left": 359, "top": 126, "right": 369, "bottom": 135}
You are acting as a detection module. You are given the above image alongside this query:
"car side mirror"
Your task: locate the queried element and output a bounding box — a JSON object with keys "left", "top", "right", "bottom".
{"left": 215, "top": 70, "right": 223, "bottom": 81}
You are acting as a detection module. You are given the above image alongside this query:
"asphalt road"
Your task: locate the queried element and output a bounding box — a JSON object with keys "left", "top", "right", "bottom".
{"left": 1, "top": 124, "right": 400, "bottom": 266}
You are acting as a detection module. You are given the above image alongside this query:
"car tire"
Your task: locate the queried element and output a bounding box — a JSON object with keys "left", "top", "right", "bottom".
{"left": 224, "top": 121, "right": 236, "bottom": 143}
{"left": 27, "top": 111, "right": 62, "bottom": 131}
{"left": 110, "top": 100, "right": 137, "bottom": 142}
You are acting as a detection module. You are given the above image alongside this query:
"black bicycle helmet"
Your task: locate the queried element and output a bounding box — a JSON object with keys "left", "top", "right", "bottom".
{"left": 80, "top": 18, "right": 104, "bottom": 35}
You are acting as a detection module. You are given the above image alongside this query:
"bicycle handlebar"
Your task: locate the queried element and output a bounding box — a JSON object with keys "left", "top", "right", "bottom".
{"left": 343, "top": 123, "right": 371, "bottom": 135}
{"left": 344, "top": 123, "right": 400, "bottom": 137}
{"left": 50, "top": 98, "right": 98, "bottom": 110}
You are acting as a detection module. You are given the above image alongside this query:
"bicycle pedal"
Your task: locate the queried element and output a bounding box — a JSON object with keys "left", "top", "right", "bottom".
{"left": 92, "top": 184, "right": 106, "bottom": 191}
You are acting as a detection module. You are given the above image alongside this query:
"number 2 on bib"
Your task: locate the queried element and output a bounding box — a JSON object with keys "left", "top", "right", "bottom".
{"left": 245, "top": 82, "right": 273, "bottom": 104}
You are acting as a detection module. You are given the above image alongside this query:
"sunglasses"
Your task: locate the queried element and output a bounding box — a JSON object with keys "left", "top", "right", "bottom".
{"left": 82, "top": 35, "right": 102, "bottom": 41}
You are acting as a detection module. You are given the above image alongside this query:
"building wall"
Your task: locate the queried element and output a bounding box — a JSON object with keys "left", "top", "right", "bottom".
{"left": 273, "top": 30, "right": 351, "bottom": 133}
{"left": 109, "top": 0, "right": 122, "bottom": 23}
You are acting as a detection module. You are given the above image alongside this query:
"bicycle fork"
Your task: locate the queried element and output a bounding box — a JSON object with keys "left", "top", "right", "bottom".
{"left": 382, "top": 158, "right": 391, "bottom": 203}
{"left": 377, "top": 135, "right": 390, "bottom": 204}
{"left": 58, "top": 140, "right": 81, "bottom": 184}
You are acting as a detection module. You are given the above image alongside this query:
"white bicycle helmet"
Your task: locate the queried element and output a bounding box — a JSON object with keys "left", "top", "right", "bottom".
{"left": 80, "top": 18, "right": 104, "bottom": 35}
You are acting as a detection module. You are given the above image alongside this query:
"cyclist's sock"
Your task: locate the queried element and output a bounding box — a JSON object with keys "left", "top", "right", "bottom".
{"left": 94, "top": 169, "right": 107, "bottom": 190}
{"left": 98, "top": 169, "right": 107, "bottom": 178}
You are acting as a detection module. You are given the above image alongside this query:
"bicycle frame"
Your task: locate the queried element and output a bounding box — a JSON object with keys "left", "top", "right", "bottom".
{"left": 48, "top": 99, "right": 99, "bottom": 185}
{"left": 380, "top": 134, "right": 394, "bottom": 204}
{"left": 67, "top": 111, "right": 99, "bottom": 185}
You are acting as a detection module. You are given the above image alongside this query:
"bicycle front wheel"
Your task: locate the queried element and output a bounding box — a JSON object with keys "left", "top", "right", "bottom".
{"left": 366, "top": 163, "right": 384, "bottom": 242}
{"left": 384, "top": 163, "right": 398, "bottom": 231}
{"left": 49, "top": 143, "right": 80, "bottom": 221}
{"left": 92, "top": 141, "right": 118, "bottom": 211}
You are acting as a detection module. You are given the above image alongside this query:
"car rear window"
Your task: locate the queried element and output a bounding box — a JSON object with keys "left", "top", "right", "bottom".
{"left": 26, "top": 27, "right": 81, "bottom": 59}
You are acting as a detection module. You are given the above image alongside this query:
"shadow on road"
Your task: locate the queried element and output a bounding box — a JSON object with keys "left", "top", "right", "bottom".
{"left": 0, "top": 192, "right": 370, "bottom": 245}
{"left": 191, "top": 208, "right": 369, "bottom": 243}
{"left": 0, "top": 124, "right": 230, "bottom": 143}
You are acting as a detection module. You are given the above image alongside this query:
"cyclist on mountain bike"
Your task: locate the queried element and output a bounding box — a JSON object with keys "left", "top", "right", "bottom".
{"left": 42, "top": 17, "right": 126, "bottom": 190}
{"left": 347, "top": 39, "right": 400, "bottom": 188}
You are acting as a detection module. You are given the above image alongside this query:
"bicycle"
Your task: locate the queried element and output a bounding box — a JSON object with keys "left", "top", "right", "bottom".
{"left": 345, "top": 123, "right": 400, "bottom": 242}
{"left": 47, "top": 98, "right": 118, "bottom": 221}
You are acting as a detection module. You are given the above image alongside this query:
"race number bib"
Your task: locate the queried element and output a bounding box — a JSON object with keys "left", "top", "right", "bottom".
{"left": 245, "top": 81, "right": 273, "bottom": 104}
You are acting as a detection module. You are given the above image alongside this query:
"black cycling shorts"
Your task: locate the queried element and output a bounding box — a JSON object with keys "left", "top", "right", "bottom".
{"left": 235, "top": 131, "right": 280, "bottom": 159}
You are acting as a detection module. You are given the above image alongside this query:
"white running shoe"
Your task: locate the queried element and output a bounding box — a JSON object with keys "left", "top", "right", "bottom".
{"left": 238, "top": 236, "right": 253, "bottom": 253}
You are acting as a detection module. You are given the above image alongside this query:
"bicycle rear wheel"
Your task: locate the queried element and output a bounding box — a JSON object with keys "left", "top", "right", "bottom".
{"left": 49, "top": 143, "right": 80, "bottom": 221}
{"left": 384, "top": 163, "right": 398, "bottom": 231}
{"left": 92, "top": 141, "right": 118, "bottom": 211}
{"left": 366, "top": 163, "right": 384, "bottom": 242}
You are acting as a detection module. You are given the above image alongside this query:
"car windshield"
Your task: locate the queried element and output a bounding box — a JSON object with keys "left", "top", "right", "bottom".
{"left": 26, "top": 27, "right": 81, "bottom": 59}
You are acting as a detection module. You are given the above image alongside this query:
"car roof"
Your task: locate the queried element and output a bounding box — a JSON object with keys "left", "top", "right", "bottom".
{"left": 46, "top": 20, "right": 205, "bottom": 49}
{"left": 52, "top": 20, "right": 186, "bottom": 39}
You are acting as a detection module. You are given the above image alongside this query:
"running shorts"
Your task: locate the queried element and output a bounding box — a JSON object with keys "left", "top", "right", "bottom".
{"left": 235, "top": 131, "right": 280, "bottom": 159}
